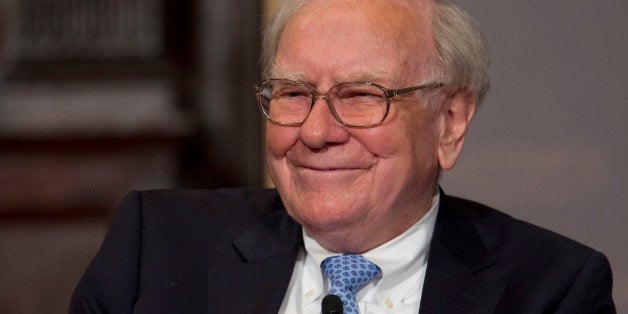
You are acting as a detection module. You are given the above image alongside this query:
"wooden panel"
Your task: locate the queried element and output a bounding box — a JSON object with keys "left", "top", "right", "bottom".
{"left": 17, "top": 0, "right": 164, "bottom": 61}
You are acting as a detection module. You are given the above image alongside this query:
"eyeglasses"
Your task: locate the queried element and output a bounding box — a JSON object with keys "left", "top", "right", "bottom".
{"left": 254, "top": 79, "right": 445, "bottom": 128}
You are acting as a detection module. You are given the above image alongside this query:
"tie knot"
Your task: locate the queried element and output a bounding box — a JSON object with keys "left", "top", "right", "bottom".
{"left": 321, "top": 255, "right": 381, "bottom": 313}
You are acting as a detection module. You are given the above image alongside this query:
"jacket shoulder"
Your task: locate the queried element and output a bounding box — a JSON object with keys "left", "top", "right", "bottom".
{"left": 135, "top": 187, "right": 283, "bottom": 214}
{"left": 128, "top": 187, "right": 289, "bottom": 252}
{"left": 443, "top": 195, "right": 595, "bottom": 256}
{"left": 439, "top": 194, "right": 615, "bottom": 312}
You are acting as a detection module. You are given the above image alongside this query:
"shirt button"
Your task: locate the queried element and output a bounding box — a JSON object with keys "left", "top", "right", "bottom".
{"left": 304, "top": 290, "right": 315, "bottom": 299}
{"left": 384, "top": 299, "right": 394, "bottom": 309}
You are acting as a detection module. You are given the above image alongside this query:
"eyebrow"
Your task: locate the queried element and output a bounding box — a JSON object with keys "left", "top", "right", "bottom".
{"left": 270, "top": 66, "right": 393, "bottom": 85}
{"left": 342, "top": 71, "right": 394, "bottom": 84}
{"left": 270, "top": 67, "right": 309, "bottom": 82}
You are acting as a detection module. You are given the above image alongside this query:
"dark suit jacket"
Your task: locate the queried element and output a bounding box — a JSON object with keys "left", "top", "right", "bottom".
{"left": 70, "top": 188, "right": 615, "bottom": 313}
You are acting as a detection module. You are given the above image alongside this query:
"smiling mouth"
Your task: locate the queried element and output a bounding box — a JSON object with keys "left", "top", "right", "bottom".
{"left": 304, "top": 166, "right": 358, "bottom": 171}
{"left": 295, "top": 164, "right": 371, "bottom": 174}
{"left": 287, "top": 155, "right": 374, "bottom": 173}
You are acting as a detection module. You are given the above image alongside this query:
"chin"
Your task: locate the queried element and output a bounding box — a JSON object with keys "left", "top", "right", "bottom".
{"left": 286, "top": 200, "right": 362, "bottom": 230}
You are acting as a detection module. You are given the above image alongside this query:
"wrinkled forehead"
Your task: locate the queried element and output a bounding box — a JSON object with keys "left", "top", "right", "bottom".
{"left": 278, "top": 0, "right": 436, "bottom": 74}
{"left": 289, "top": 0, "right": 433, "bottom": 42}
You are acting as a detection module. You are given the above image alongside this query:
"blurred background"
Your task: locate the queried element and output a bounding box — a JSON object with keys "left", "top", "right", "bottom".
{"left": 0, "top": 0, "right": 625, "bottom": 313}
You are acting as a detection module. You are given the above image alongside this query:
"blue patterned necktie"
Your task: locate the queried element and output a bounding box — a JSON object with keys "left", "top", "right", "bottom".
{"left": 321, "top": 254, "right": 382, "bottom": 313}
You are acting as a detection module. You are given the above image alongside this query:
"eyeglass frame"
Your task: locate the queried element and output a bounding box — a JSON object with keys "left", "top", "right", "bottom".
{"left": 253, "top": 78, "right": 445, "bottom": 128}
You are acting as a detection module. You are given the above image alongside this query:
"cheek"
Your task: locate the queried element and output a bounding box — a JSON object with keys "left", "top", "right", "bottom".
{"left": 358, "top": 111, "right": 440, "bottom": 176}
{"left": 265, "top": 124, "right": 298, "bottom": 158}
{"left": 265, "top": 124, "right": 300, "bottom": 188}
{"left": 359, "top": 114, "right": 435, "bottom": 158}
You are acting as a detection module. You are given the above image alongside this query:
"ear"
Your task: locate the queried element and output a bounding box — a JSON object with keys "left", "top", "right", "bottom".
{"left": 437, "top": 88, "right": 477, "bottom": 170}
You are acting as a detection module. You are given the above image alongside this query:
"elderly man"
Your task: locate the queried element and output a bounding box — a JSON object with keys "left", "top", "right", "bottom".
{"left": 71, "top": 0, "right": 615, "bottom": 313}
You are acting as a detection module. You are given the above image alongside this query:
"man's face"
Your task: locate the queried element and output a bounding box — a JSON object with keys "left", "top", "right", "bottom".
{"left": 266, "top": 0, "right": 453, "bottom": 251}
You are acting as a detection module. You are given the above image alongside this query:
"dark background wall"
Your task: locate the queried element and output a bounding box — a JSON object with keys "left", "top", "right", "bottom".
{"left": 441, "top": 1, "right": 628, "bottom": 311}
{"left": 0, "top": 0, "right": 261, "bottom": 313}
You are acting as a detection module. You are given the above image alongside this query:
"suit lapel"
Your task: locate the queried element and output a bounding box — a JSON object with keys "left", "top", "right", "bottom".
{"left": 419, "top": 193, "right": 505, "bottom": 313}
{"left": 207, "top": 210, "right": 302, "bottom": 313}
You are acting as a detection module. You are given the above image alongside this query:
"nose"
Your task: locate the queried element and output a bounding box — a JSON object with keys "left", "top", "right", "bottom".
{"left": 298, "top": 97, "right": 350, "bottom": 149}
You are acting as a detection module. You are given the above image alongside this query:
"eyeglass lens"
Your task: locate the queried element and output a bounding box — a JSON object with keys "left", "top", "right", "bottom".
{"left": 258, "top": 80, "right": 388, "bottom": 127}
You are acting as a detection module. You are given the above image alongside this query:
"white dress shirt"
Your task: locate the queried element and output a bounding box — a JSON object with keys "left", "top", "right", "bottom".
{"left": 279, "top": 193, "right": 439, "bottom": 313}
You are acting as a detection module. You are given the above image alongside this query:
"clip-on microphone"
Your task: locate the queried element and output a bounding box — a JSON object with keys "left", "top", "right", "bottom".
{"left": 322, "top": 294, "right": 343, "bottom": 314}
